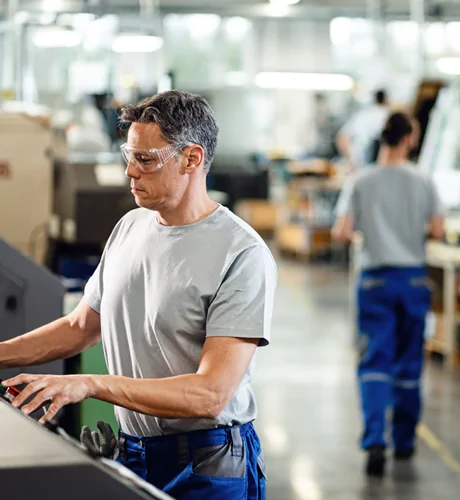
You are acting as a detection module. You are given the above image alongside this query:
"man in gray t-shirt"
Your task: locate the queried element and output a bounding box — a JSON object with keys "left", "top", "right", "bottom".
{"left": 333, "top": 112, "right": 444, "bottom": 478}
{"left": 0, "top": 91, "right": 276, "bottom": 499}
{"left": 336, "top": 164, "right": 443, "bottom": 269}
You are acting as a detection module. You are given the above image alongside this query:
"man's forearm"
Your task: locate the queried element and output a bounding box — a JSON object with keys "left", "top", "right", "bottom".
{"left": 0, "top": 317, "right": 99, "bottom": 369}
{"left": 89, "top": 373, "right": 223, "bottom": 420}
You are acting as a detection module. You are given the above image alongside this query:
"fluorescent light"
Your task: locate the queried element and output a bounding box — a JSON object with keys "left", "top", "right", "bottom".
{"left": 112, "top": 35, "right": 164, "bottom": 53}
{"left": 265, "top": 4, "right": 290, "bottom": 17}
{"left": 33, "top": 28, "right": 82, "bottom": 48}
{"left": 255, "top": 72, "right": 354, "bottom": 91}
{"left": 436, "top": 57, "right": 460, "bottom": 75}
{"left": 269, "top": 0, "right": 300, "bottom": 4}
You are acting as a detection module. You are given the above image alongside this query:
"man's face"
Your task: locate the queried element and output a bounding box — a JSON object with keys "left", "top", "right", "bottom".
{"left": 124, "top": 122, "right": 186, "bottom": 211}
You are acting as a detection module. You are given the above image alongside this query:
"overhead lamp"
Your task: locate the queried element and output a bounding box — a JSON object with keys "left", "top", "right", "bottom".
{"left": 269, "top": 0, "right": 299, "bottom": 4}
{"left": 436, "top": 57, "right": 460, "bottom": 75}
{"left": 255, "top": 72, "right": 354, "bottom": 91}
{"left": 112, "top": 35, "right": 164, "bottom": 53}
{"left": 33, "top": 27, "right": 82, "bottom": 48}
{"left": 265, "top": 4, "right": 290, "bottom": 17}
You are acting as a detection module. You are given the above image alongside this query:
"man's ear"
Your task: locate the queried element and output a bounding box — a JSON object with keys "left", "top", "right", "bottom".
{"left": 183, "top": 145, "right": 205, "bottom": 174}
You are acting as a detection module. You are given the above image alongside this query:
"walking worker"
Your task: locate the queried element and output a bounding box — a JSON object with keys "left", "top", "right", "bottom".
{"left": 332, "top": 112, "right": 444, "bottom": 476}
{"left": 1, "top": 90, "right": 277, "bottom": 499}
{"left": 336, "top": 89, "right": 390, "bottom": 170}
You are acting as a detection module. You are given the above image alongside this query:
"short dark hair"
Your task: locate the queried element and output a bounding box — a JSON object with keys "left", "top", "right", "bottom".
{"left": 381, "top": 112, "right": 413, "bottom": 147}
{"left": 375, "top": 89, "right": 387, "bottom": 105}
{"left": 120, "top": 90, "right": 219, "bottom": 172}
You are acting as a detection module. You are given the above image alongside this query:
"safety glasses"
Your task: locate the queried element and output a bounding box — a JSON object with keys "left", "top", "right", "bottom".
{"left": 120, "top": 143, "right": 182, "bottom": 173}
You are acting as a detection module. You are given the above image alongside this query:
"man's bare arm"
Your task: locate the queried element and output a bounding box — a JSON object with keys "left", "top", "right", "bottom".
{"left": 0, "top": 298, "right": 101, "bottom": 369}
{"left": 332, "top": 215, "right": 355, "bottom": 243}
{"left": 427, "top": 215, "right": 444, "bottom": 241}
{"left": 7, "top": 336, "right": 259, "bottom": 423}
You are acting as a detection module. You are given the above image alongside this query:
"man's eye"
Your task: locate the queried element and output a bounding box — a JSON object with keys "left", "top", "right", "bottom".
{"left": 136, "top": 155, "right": 153, "bottom": 163}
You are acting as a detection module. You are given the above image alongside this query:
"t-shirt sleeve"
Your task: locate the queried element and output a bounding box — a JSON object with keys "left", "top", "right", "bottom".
{"left": 335, "top": 177, "right": 357, "bottom": 218}
{"left": 83, "top": 215, "right": 127, "bottom": 313}
{"left": 427, "top": 178, "right": 444, "bottom": 218}
{"left": 206, "top": 245, "right": 277, "bottom": 347}
{"left": 84, "top": 258, "right": 104, "bottom": 313}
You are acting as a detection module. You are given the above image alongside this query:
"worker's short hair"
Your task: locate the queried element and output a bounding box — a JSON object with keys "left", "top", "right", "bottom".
{"left": 120, "top": 90, "right": 219, "bottom": 173}
{"left": 375, "top": 89, "right": 387, "bottom": 105}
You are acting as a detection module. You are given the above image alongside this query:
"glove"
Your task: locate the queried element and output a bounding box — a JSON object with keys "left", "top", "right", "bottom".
{"left": 80, "top": 421, "right": 118, "bottom": 459}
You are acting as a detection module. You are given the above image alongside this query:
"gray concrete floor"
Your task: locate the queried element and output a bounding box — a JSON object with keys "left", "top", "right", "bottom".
{"left": 253, "top": 258, "right": 460, "bottom": 500}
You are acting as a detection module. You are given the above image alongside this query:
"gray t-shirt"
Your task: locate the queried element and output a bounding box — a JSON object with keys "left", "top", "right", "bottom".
{"left": 84, "top": 205, "right": 277, "bottom": 437}
{"left": 336, "top": 164, "right": 443, "bottom": 269}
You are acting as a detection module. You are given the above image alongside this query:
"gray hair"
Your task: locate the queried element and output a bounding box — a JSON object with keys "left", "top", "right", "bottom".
{"left": 120, "top": 90, "right": 219, "bottom": 173}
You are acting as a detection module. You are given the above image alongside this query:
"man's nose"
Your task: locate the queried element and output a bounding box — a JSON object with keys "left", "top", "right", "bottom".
{"left": 125, "top": 161, "right": 140, "bottom": 179}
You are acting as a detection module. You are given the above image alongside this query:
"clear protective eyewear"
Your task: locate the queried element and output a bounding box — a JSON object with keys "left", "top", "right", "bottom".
{"left": 120, "top": 143, "right": 182, "bottom": 173}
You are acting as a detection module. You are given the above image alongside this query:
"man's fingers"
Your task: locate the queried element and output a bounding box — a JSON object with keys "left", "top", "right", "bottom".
{"left": 38, "top": 401, "right": 62, "bottom": 424}
{"left": 11, "top": 380, "right": 48, "bottom": 409}
{"left": 2, "top": 373, "right": 44, "bottom": 387}
{"left": 21, "top": 389, "right": 53, "bottom": 415}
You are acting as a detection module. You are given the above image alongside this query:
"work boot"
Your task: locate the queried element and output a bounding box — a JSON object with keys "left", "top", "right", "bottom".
{"left": 366, "top": 446, "right": 386, "bottom": 477}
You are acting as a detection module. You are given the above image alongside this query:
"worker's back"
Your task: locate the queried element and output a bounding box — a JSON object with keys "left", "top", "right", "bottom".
{"left": 348, "top": 164, "right": 440, "bottom": 269}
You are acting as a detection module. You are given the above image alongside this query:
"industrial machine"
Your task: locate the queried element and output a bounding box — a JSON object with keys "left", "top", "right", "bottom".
{"left": 0, "top": 112, "right": 53, "bottom": 264}
{"left": 0, "top": 237, "right": 65, "bottom": 382}
{"left": 0, "top": 399, "right": 173, "bottom": 500}
{"left": 48, "top": 153, "right": 137, "bottom": 272}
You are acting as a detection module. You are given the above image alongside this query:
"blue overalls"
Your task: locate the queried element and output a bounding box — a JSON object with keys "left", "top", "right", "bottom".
{"left": 116, "top": 422, "right": 267, "bottom": 500}
{"left": 357, "top": 266, "right": 431, "bottom": 452}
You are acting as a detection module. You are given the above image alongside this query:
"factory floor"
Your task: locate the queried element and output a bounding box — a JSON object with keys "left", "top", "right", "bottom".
{"left": 253, "top": 257, "right": 460, "bottom": 500}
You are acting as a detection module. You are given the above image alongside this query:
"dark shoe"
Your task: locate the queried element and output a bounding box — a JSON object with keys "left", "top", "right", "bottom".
{"left": 366, "top": 446, "right": 386, "bottom": 477}
{"left": 394, "top": 448, "right": 415, "bottom": 461}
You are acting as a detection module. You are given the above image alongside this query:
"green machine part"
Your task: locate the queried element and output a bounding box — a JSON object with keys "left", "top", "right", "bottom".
{"left": 78, "top": 342, "right": 119, "bottom": 434}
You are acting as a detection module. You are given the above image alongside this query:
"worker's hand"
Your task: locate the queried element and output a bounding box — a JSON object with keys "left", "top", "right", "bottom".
{"left": 1, "top": 373, "right": 93, "bottom": 424}
{"left": 81, "top": 421, "right": 118, "bottom": 459}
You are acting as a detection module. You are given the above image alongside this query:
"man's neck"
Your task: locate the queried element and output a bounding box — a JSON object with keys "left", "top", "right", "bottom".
{"left": 378, "top": 146, "right": 408, "bottom": 167}
{"left": 156, "top": 192, "right": 218, "bottom": 227}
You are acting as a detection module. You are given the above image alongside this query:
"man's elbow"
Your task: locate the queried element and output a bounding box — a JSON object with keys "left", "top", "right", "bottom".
{"left": 192, "top": 384, "right": 231, "bottom": 420}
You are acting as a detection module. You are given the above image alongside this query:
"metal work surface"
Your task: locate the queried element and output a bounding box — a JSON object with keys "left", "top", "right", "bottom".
{"left": 0, "top": 400, "right": 172, "bottom": 500}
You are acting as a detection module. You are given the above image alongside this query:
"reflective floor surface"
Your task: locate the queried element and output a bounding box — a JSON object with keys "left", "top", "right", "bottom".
{"left": 253, "top": 258, "right": 460, "bottom": 500}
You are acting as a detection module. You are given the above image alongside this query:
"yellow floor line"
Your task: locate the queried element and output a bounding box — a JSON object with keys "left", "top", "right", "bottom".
{"left": 417, "top": 423, "right": 460, "bottom": 475}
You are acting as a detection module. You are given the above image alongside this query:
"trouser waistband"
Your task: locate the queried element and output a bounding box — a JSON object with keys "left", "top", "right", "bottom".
{"left": 119, "top": 422, "right": 252, "bottom": 464}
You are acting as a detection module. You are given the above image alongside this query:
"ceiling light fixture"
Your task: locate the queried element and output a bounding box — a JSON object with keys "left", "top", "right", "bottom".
{"left": 265, "top": 4, "right": 290, "bottom": 17}
{"left": 255, "top": 72, "right": 354, "bottom": 91}
{"left": 269, "top": 0, "right": 300, "bottom": 4}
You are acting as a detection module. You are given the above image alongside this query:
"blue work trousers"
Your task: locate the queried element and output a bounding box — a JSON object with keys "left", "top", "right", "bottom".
{"left": 357, "top": 266, "right": 431, "bottom": 451}
{"left": 117, "top": 422, "right": 267, "bottom": 500}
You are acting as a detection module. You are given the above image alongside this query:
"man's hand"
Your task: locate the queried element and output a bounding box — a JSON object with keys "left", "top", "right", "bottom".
{"left": 1, "top": 374, "right": 93, "bottom": 424}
